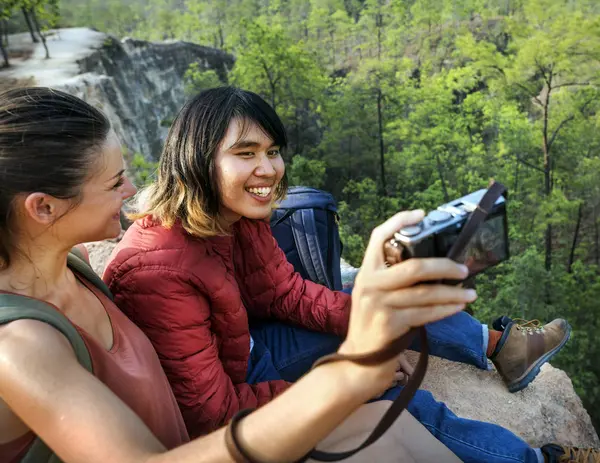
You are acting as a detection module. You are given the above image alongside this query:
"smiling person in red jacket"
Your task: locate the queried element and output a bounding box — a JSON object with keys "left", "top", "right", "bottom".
{"left": 103, "top": 87, "right": 570, "bottom": 442}
{"left": 104, "top": 88, "right": 354, "bottom": 438}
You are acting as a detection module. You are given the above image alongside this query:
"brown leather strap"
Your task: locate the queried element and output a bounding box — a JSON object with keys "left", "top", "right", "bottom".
{"left": 298, "top": 327, "right": 428, "bottom": 462}
{"left": 311, "top": 327, "right": 419, "bottom": 368}
{"left": 225, "top": 181, "right": 507, "bottom": 462}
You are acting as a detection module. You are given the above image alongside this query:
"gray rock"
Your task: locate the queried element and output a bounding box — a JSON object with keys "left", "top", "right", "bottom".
{"left": 340, "top": 258, "right": 359, "bottom": 287}
{"left": 0, "top": 28, "right": 234, "bottom": 161}
{"left": 85, "top": 238, "right": 120, "bottom": 277}
{"left": 406, "top": 351, "right": 600, "bottom": 448}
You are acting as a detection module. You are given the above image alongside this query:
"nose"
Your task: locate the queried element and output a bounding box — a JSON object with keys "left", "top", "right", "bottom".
{"left": 122, "top": 176, "right": 137, "bottom": 200}
{"left": 255, "top": 153, "right": 276, "bottom": 177}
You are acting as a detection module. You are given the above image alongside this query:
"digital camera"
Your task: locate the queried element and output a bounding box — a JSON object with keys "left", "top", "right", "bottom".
{"left": 384, "top": 189, "right": 509, "bottom": 277}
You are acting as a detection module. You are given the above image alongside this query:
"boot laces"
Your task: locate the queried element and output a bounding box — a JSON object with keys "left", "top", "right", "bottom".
{"left": 512, "top": 318, "right": 543, "bottom": 333}
{"left": 558, "top": 445, "right": 600, "bottom": 462}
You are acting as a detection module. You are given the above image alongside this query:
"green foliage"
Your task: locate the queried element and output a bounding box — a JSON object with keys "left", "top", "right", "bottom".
{"left": 229, "top": 16, "right": 329, "bottom": 147}
{"left": 130, "top": 153, "right": 158, "bottom": 187}
{"left": 288, "top": 155, "right": 326, "bottom": 189}
{"left": 184, "top": 64, "right": 223, "bottom": 96}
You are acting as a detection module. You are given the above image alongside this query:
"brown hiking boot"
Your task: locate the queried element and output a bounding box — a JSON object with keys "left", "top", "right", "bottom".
{"left": 490, "top": 317, "right": 571, "bottom": 392}
{"left": 541, "top": 443, "right": 600, "bottom": 462}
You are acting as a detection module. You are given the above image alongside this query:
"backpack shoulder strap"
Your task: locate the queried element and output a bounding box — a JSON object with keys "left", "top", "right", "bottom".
{"left": 290, "top": 209, "right": 333, "bottom": 289}
{"left": 67, "top": 250, "right": 113, "bottom": 301}
{"left": 0, "top": 294, "right": 93, "bottom": 463}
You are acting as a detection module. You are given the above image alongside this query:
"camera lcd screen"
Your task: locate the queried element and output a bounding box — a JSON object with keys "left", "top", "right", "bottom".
{"left": 437, "top": 214, "right": 508, "bottom": 276}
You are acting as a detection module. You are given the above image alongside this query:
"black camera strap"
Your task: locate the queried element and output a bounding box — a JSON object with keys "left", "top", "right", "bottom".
{"left": 225, "top": 181, "right": 508, "bottom": 463}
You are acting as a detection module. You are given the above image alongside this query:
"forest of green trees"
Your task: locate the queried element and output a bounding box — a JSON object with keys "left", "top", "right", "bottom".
{"left": 3, "top": 0, "right": 599, "bottom": 431}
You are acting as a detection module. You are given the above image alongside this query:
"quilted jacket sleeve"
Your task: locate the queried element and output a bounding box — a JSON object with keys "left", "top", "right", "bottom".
{"left": 105, "top": 266, "right": 290, "bottom": 438}
{"left": 236, "top": 220, "right": 351, "bottom": 337}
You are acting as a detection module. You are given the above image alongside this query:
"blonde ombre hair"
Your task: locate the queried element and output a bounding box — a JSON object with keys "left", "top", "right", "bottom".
{"left": 132, "top": 87, "right": 288, "bottom": 237}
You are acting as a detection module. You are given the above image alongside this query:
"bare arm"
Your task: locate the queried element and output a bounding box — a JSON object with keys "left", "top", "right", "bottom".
{"left": 1, "top": 210, "right": 475, "bottom": 463}
{"left": 0, "top": 319, "right": 381, "bottom": 463}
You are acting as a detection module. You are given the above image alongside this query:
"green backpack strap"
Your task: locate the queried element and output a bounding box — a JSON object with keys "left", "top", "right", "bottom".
{"left": 0, "top": 252, "right": 101, "bottom": 463}
{"left": 67, "top": 250, "right": 114, "bottom": 301}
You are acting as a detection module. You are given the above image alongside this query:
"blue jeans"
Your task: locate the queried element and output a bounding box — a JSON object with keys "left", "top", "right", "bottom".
{"left": 247, "top": 319, "right": 541, "bottom": 463}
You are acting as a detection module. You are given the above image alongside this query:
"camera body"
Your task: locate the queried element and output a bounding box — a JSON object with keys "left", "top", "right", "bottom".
{"left": 385, "top": 189, "right": 509, "bottom": 276}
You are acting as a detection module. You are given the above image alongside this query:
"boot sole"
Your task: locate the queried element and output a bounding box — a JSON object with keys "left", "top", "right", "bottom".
{"left": 508, "top": 322, "right": 572, "bottom": 393}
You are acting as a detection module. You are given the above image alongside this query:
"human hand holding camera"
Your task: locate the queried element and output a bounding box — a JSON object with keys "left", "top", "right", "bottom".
{"left": 337, "top": 209, "right": 478, "bottom": 399}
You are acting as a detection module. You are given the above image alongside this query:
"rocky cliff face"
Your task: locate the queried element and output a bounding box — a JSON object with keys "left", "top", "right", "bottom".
{"left": 0, "top": 28, "right": 233, "bottom": 159}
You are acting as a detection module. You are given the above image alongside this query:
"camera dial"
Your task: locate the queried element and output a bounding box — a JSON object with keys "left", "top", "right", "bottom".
{"left": 427, "top": 210, "right": 452, "bottom": 223}
{"left": 398, "top": 224, "right": 422, "bottom": 237}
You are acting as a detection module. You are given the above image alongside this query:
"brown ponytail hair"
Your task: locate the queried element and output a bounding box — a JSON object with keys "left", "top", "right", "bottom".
{"left": 0, "top": 87, "right": 110, "bottom": 268}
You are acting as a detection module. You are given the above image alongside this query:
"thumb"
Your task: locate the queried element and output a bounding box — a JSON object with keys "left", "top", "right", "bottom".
{"left": 362, "top": 210, "right": 425, "bottom": 270}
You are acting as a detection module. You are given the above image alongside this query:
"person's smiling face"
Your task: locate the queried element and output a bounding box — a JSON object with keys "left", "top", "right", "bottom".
{"left": 55, "top": 131, "right": 137, "bottom": 244}
{"left": 214, "top": 118, "right": 285, "bottom": 226}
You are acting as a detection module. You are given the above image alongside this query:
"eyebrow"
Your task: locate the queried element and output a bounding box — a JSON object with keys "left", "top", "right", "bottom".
{"left": 228, "top": 140, "right": 278, "bottom": 150}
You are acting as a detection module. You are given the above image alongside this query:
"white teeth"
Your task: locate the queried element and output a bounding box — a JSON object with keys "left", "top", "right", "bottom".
{"left": 246, "top": 187, "right": 272, "bottom": 197}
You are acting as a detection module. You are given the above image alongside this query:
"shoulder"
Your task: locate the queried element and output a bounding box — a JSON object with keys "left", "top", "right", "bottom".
{"left": 105, "top": 218, "right": 213, "bottom": 282}
{"left": 0, "top": 319, "right": 76, "bottom": 376}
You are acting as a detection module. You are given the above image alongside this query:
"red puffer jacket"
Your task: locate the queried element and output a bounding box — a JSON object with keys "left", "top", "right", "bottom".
{"left": 103, "top": 216, "right": 351, "bottom": 437}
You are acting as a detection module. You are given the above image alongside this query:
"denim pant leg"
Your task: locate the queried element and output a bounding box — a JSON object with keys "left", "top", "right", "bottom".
{"left": 249, "top": 320, "right": 342, "bottom": 382}
{"left": 246, "top": 337, "right": 283, "bottom": 383}
{"left": 342, "top": 284, "right": 489, "bottom": 370}
{"left": 411, "top": 311, "right": 489, "bottom": 370}
{"left": 379, "top": 387, "right": 539, "bottom": 463}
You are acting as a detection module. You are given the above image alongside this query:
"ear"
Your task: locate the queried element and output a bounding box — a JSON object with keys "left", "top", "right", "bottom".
{"left": 22, "top": 192, "right": 66, "bottom": 225}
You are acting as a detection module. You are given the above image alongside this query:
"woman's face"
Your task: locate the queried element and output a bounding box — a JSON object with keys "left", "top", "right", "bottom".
{"left": 214, "top": 118, "right": 285, "bottom": 226}
{"left": 55, "top": 131, "right": 137, "bottom": 244}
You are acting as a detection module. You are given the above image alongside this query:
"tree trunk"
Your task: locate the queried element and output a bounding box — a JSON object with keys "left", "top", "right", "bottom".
{"left": 376, "top": 13, "right": 382, "bottom": 60}
{"left": 262, "top": 62, "right": 277, "bottom": 112}
{"left": 513, "top": 157, "right": 519, "bottom": 197}
{"left": 270, "top": 81, "right": 276, "bottom": 112}
{"left": 542, "top": 85, "right": 552, "bottom": 272}
{"left": 217, "top": 23, "right": 224, "bottom": 49}
{"left": 295, "top": 104, "right": 302, "bottom": 156}
{"left": 30, "top": 10, "right": 49, "bottom": 59}
{"left": 2, "top": 19, "right": 8, "bottom": 47}
{"left": 567, "top": 202, "right": 583, "bottom": 273}
{"left": 376, "top": 87, "right": 387, "bottom": 196}
{"left": 595, "top": 206, "right": 599, "bottom": 267}
{"left": 22, "top": 8, "right": 39, "bottom": 43}
{"left": 435, "top": 151, "right": 449, "bottom": 202}
{"left": 330, "top": 30, "right": 335, "bottom": 68}
{"left": 0, "top": 20, "right": 9, "bottom": 68}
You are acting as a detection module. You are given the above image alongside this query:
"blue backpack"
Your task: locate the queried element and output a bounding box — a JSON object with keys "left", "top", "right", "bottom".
{"left": 270, "top": 186, "right": 343, "bottom": 291}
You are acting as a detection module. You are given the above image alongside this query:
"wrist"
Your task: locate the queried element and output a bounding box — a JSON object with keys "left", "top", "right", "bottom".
{"left": 330, "top": 343, "right": 396, "bottom": 400}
